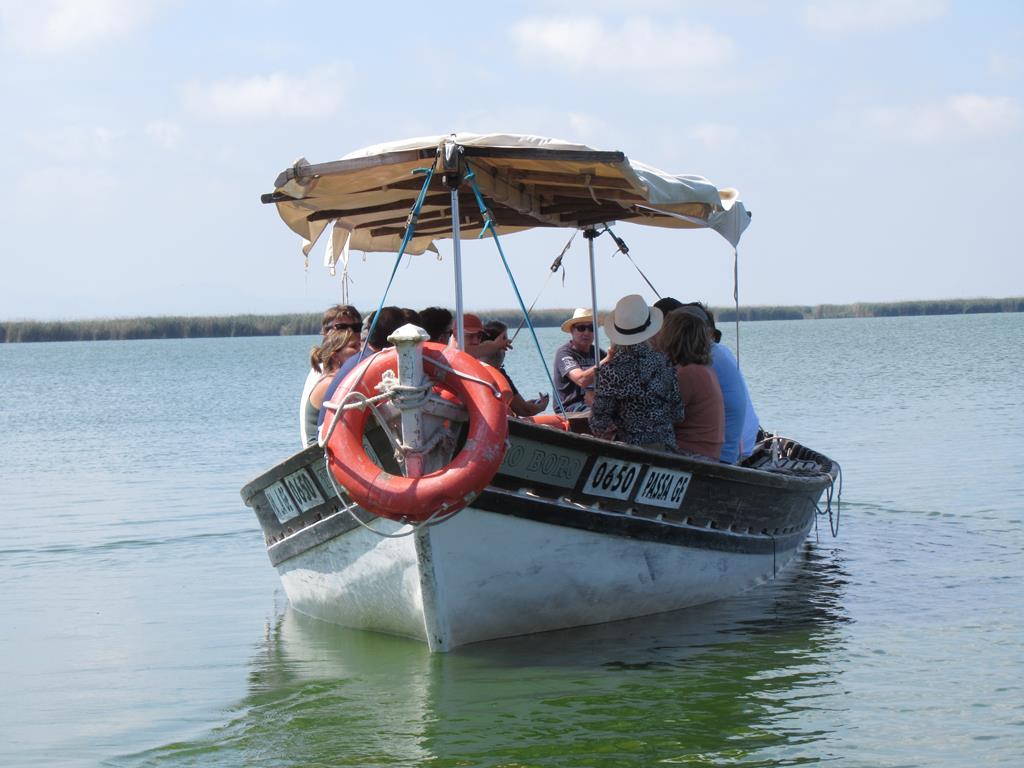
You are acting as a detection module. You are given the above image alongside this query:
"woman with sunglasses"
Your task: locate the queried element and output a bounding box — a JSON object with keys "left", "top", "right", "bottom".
{"left": 303, "top": 328, "right": 360, "bottom": 446}
{"left": 298, "top": 304, "right": 362, "bottom": 446}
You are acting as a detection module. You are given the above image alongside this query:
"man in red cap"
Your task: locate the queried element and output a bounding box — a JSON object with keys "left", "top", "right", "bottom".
{"left": 460, "top": 313, "right": 510, "bottom": 360}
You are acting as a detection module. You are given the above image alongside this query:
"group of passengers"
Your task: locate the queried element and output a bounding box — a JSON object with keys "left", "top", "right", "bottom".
{"left": 555, "top": 295, "right": 760, "bottom": 463}
{"left": 300, "top": 304, "right": 547, "bottom": 447}
{"left": 301, "top": 296, "right": 760, "bottom": 464}
{"left": 300, "top": 304, "right": 417, "bottom": 447}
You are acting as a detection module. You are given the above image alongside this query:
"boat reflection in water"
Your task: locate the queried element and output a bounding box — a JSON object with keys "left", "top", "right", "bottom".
{"left": 144, "top": 544, "right": 848, "bottom": 766}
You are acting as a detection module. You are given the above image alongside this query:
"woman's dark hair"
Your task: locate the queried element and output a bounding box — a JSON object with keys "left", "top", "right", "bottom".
{"left": 653, "top": 297, "right": 683, "bottom": 315}
{"left": 658, "top": 309, "right": 711, "bottom": 366}
{"left": 483, "top": 319, "right": 508, "bottom": 341}
{"left": 688, "top": 301, "right": 722, "bottom": 343}
{"left": 310, "top": 329, "right": 355, "bottom": 373}
{"left": 418, "top": 307, "right": 453, "bottom": 342}
{"left": 365, "top": 306, "right": 407, "bottom": 349}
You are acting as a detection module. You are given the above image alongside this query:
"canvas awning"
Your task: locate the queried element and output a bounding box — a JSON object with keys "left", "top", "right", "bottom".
{"left": 264, "top": 133, "right": 751, "bottom": 258}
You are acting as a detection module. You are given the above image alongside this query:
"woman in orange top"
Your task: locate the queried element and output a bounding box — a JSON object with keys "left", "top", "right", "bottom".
{"left": 655, "top": 308, "right": 725, "bottom": 460}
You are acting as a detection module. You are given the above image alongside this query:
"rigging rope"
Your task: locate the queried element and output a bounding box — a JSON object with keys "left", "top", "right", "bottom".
{"left": 463, "top": 160, "right": 568, "bottom": 416}
{"left": 509, "top": 230, "right": 576, "bottom": 343}
{"left": 602, "top": 224, "right": 661, "bottom": 299}
{"left": 354, "top": 163, "right": 437, "bottom": 366}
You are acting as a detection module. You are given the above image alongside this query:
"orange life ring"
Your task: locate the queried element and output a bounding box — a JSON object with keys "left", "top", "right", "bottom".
{"left": 324, "top": 342, "right": 509, "bottom": 523}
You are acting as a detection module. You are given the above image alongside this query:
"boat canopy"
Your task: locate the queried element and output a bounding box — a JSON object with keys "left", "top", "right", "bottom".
{"left": 265, "top": 133, "right": 751, "bottom": 258}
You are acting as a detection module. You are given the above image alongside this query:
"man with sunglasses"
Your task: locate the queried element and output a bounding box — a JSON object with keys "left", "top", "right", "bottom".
{"left": 553, "top": 308, "right": 610, "bottom": 412}
{"left": 299, "top": 304, "right": 362, "bottom": 446}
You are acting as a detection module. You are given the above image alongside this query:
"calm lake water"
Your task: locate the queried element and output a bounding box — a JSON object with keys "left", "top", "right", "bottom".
{"left": 1, "top": 314, "right": 1022, "bottom": 767}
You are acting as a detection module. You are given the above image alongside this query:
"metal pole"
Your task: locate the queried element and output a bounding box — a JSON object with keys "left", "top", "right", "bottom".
{"left": 451, "top": 187, "right": 464, "bottom": 348}
{"left": 586, "top": 228, "right": 601, "bottom": 375}
{"left": 733, "top": 247, "right": 740, "bottom": 369}
{"left": 444, "top": 138, "right": 466, "bottom": 349}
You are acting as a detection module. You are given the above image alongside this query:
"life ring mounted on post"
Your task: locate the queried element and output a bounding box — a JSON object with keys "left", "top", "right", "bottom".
{"left": 323, "top": 342, "right": 509, "bottom": 523}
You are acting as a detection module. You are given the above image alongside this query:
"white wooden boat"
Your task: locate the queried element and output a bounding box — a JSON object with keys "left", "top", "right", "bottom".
{"left": 241, "top": 134, "right": 841, "bottom": 651}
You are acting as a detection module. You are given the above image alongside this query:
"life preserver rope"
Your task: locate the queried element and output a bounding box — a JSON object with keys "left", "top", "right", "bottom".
{"left": 324, "top": 342, "right": 509, "bottom": 523}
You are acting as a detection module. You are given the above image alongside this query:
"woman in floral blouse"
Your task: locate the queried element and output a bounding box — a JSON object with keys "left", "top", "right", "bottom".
{"left": 589, "top": 294, "right": 683, "bottom": 452}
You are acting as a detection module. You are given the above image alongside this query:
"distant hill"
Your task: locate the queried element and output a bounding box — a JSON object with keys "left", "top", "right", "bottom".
{"left": 2, "top": 298, "right": 1021, "bottom": 343}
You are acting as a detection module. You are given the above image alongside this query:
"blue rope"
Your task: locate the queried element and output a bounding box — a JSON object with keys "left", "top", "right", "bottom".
{"left": 463, "top": 161, "right": 567, "bottom": 416}
{"left": 357, "top": 164, "right": 436, "bottom": 362}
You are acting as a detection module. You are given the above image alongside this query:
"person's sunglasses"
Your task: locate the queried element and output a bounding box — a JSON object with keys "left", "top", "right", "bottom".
{"left": 328, "top": 321, "right": 363, "bottom": 332}
{"left": 572, "top": 324, "right": 594, "bottom": 333}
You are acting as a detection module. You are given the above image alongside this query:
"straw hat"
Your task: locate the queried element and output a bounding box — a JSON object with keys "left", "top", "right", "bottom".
{"left": 603, "top": 294, "right": 662, "bottom": 346}
{"left": 560, "top": 308, "right": 598, "bottom": 333}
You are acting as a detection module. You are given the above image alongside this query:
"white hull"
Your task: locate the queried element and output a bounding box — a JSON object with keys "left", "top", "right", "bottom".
{"left": 277, "top": 505, "right": 805, "bottom": 651}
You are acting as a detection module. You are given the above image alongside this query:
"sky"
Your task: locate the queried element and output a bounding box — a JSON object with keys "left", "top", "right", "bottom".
{"left": 0, "top": 0, "right": 1021, "bottom": 320}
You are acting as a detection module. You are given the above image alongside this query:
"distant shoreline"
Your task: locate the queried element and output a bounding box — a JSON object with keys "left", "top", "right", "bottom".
{"left": 2, "top": 298, "right": 1021, "bottom": 343}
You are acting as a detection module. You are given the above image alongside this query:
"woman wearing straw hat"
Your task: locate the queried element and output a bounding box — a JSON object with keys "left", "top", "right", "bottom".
{"left": 552, "top": 308, "right": 610, "bottom": 412}
{"left": 589, "top": 295, "right": 683, "bottom": 452}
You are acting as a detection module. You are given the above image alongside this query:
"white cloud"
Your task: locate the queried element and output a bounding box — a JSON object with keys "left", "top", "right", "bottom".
{"left": 183, "top": 66, "right": 347, "bottom": 122}
{"left": 0, "top": 0, "right": 167, "bottom": 53}
{"left": 145, "top": 120, "right": 182, "bottom": 149}
{"left": 24, "top": 124, "right": 123, "bottom": 159}
{"left": 567, "top": 113, "right": 608, "bottom": 143}
{"left": 988, "top": 52, "right": 1021, "bottom": 79}
{"left": 510, "top": 16, "right": 736, "bottom": 78}
{"left": 801, "top": 0, "right": 948, "bottom": 32}
{"left": 688, "top": 122, "right": 739, "bottom": 149}
{"left": 860, "top": 94, "right": 1023, "bottom": 141}
{"left": 16, "top": 165, "right": 119, "bottom": 213}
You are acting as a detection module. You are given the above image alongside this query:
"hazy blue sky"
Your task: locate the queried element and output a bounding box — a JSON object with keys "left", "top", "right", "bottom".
{"left": 1, "top": 0, "right": 1021, "bottom": 320}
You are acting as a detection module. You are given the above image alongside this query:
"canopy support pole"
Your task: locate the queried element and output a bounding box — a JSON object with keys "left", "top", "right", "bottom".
{"left": 584, "top": 227, "right": 601, "bottom": 377}
{"left": 443, "top": 139, "right": 466, "bottom": 348}
{"left": 451, "top": 188, "right": 464, "bottom": 347}
{"left": 733, "top": 247, "right": 740, "bottom": 368}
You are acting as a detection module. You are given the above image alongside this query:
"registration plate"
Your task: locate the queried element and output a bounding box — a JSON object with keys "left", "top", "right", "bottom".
{"left": 282, "top": 468, "right": 325, "bottom": 512}
{"left": 635, "top": 467, "right": 692, "bottom": 509}
{"left": 265, "top": 480, "right": 299, "bottom": 523}
{"left": 264, "top": 468, "right": 326, "bottom": 524}
{"left": 583, "top": 457, "right": 643, "bottom": 500}
{"left": 310, "top": 461, "right": 338, "bottom": 498}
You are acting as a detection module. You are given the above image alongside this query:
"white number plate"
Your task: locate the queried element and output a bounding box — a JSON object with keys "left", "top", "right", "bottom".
{"left": 311, "top": 461, "right": 338, "bottom": 498}
{"left": 283, "top": 468, "right": 325, "bottom": 513}
{"left": 265, "top": 481, "right": 299, "bottom": 523}
{"left": 635, "top": 467, "right": 692, "bottom": 510}
{"left": 584, "top": 457, "right": 643, "bottom": 500}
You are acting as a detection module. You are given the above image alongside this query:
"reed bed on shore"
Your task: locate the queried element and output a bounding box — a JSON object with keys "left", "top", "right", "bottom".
{"left": 2, "top": 298, "right": 1020, "bottom": 343}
